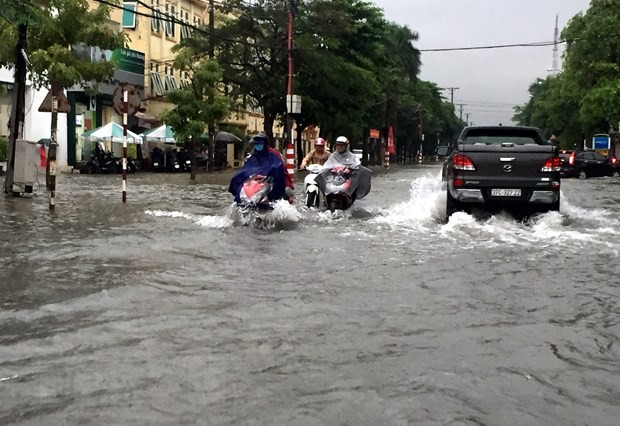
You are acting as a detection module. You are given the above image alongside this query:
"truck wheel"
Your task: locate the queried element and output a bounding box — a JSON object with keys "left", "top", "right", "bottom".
{"left": 446, "top": 191, "right": 462, "bottom": 221}
{"left": 578, "top": 170, "right": 587, "bottom": 179}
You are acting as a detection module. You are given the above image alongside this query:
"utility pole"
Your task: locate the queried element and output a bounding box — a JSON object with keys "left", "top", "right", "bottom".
{"left": 456, "top": 103, "right": 464, "bottom": 121}
{"left": 465, "top": 113, "right": 471, "bottom": 126}
{"left": 441, "top": 87, "right": 459, "bottom": 104}
{"left": 47, "top": 84, "right": 59, "bottom": 210}
{"left": 418, "top": 103, "right": 424, "bottom": 163}
{"left": 4, "top": 23, "right": 27, "bottom": 195}
{"left": 284, "top": 1, "right": 296, "bottom": 177}
{"left": 207, "top": 0, "right": 215, "bottom": 173}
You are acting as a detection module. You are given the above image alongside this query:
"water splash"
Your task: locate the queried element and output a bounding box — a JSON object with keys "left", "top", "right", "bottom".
{"left": 370, "top": 173, "right": 620, "bottom": 252}
{"left": 230, "top": 200, "right": 302, "bottom": 230}
{"left": 372, "top": 173, "right": 445, "bottom": 228}
{"left": 145, "top": 210, "right": 194, "bottom": 221}
{"left": 145, "top": 209, "right": 233, "bottom": 229}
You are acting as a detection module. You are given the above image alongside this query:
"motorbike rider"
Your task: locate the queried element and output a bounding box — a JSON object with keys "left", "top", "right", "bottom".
{"left": 322, "top": 136, "right": 360, "bottom": 169}
{"left": 300, "top": 137, "right": 331, "bottom": 169}
{"left": 229, "top": 133, "right": 294, "bottom": 202}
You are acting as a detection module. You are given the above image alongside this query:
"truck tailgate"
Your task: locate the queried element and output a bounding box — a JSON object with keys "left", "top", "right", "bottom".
{"left": 459, "top": 143, "right": 555, "bottom": 186}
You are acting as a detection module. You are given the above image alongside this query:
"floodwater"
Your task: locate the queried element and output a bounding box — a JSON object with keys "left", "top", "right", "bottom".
{"left": 1, "top": 165, "right": 619, "bottom": 425}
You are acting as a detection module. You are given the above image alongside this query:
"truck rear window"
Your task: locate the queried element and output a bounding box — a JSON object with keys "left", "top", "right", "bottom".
{"left": 461, "top": 128, "right": 543, "bottom": 145}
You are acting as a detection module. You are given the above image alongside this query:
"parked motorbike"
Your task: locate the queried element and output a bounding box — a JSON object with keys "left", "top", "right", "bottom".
{"left": 177, "top": 149, "right": 192, "bottom": 172}
{"left": 81, "top": 151, "right": 120, "bottom": 174}
{"left": 151, "top": 147, "right": 165, "bottom": 172}
{"left": 303, "top": 164, "right": 323, "bottom": 208}
{"left": 316, "top": 165, "right": 372, "bottom": 211}
{"left": 165, "top": 149, "right": 181, "bottom": 172}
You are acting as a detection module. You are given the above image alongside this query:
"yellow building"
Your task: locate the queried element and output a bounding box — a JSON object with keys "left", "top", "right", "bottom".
{"left": 114, "top": 0, "right": 270, "bottom": 167}
{"left": 69, "top": 1, "right": 312, "bottom": 168}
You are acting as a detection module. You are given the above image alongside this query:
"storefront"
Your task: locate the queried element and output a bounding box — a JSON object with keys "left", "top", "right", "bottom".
{"left": 67, "top": 47, "right": 145, "bottom": 166}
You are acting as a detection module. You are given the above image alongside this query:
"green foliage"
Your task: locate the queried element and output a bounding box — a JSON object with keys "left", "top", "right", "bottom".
{"left": 0, "top": 0, "right": 126, "bottom": 89}
{"left": 160, "top": 56, "right": 230, "bottom": 146}
{"left": 179, "top": 0, "right": 460, "bottom": 147}
{"left": 514, "top": 0, "right": 620, "bottom": 143}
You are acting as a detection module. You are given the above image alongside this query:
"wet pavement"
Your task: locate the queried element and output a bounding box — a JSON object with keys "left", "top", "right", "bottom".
{"left": 1, "top": 165, "right": 619, "bottom": 425}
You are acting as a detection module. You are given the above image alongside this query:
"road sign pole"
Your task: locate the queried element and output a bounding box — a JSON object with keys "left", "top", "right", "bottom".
{"left": 122, "top": 90, "right": 128, "bottom": 203}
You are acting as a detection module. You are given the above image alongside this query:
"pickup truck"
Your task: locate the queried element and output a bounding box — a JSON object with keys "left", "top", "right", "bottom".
{"left": 442, "top": 126, "right": 561, "bottom": 220}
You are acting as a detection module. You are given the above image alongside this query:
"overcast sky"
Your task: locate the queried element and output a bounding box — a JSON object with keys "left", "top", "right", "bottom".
{"left": 372, "top": 0, "right": 591, "bottom": 126}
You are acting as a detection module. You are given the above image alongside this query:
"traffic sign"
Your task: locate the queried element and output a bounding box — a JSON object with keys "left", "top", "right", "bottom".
{"left": 593, "top": 133, "right": 610, "bottom": 150}
{"left": 38, "top": 87, "right": 71, "bottom": 113}
{"left": 112, "top": 84, "right": 141, "bottom": 116}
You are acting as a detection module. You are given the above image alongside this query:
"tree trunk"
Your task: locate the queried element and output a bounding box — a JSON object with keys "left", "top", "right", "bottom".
{"left": 296, "top": 122, "right": 307, "bottom": 165}
{"left": 264, "top": 114, "right": 275, "bottom": 146}
{"left": 190, "top": 136, "right": 197, "bottom": 181}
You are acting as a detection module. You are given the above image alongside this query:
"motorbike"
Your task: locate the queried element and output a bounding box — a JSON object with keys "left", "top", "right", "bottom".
{"left": 303, "top": 164, "right": 323, "bottom": 208}
{"left": 151, "top": 148, "right": 165, "bottom": 172}
{"left": 81, "top": 151, "right": 120, "bottom": 174}
{"left": 316, "top": 165, "right": 372, "bottom": 211}
{"left": 237, "top": 174, "right": 274, "bottom": 211}
{"left": 165, "top": 150, "right": 181, "bottom": 173}
{"left": 177, "top": 149, "right": 192, "bottom": 172}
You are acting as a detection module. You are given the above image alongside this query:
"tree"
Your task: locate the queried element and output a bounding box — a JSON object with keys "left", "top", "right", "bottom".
{"left": 160, "top": 53, "right": 230, "bottom": 181}
{"left": 0, "top": 0, "right": 126, "bottom": 90}
{"left": 213, "top": 0, "right": 290, "bottom": 142}
{"left": 514, "top": 0, "right": 620, "bottom": 146}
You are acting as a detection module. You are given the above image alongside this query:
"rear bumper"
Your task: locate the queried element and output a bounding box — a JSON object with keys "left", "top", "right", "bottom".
{"left": 451, "top": 188, "right": 559, "bottom": 204}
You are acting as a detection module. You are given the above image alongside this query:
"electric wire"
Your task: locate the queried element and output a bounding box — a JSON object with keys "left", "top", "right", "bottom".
{"left": 94, "top": 0, "right": 617, "bottom": 54}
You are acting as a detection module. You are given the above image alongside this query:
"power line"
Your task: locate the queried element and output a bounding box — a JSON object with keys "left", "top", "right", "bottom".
{"left": 420, "top": 40, "right": 560, "bottom": 52}
{"left": 420, "top": 33, "right": 620, "bottom": 53}
{"left": 93, "top": 0, "right": 268, "bottom": 50}
{"left": 455, "top": 99, "right": 520, "bottom": 107}
{"left": 97, "top": 0, "right": 616, "bottom": 57}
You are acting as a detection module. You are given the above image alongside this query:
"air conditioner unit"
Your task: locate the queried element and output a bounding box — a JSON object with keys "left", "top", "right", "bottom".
{"left": 13, "top": 139, "right": 38, "bottom": 194}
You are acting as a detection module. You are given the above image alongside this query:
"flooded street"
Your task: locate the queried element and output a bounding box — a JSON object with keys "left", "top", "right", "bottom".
{"left": 1, "top": 165, "right": 619, "bottom": 425}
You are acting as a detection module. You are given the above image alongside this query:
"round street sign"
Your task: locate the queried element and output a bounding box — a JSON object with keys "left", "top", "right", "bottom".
{"left": 112, "top": 84, "right": 142, "bottom": 116}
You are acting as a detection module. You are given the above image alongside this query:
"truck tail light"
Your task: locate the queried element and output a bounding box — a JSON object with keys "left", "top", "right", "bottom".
{"left": 568, "top": 152, "right": 575, "bottom": 166}
{"left": 541, "top": 156, "right": 561, "bottom": 172}
{"left": 453, "top": 154, "right": 476, "bottom": 171}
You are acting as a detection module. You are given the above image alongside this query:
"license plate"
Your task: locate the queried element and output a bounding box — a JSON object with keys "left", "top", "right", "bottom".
{"left": 491, "top": 188, "right": 521, "bottom": 197}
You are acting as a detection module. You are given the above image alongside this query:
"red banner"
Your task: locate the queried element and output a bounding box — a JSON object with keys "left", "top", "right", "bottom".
{"left": 388, "top": 126, "right": 395, "bottom": 154}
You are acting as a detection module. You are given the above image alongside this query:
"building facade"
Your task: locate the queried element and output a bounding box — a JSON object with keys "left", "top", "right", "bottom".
{"left": 3, "top": 0, "right": 311, "bottom": 170}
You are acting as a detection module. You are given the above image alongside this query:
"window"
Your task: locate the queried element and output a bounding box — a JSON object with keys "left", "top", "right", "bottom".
{"left": 165, "top": 75, "right": 178, "bottom": 91}
{"left": 151, "top": 0, "right": 161, "bottom": 32}
{"left": 166, "top": 5, "right": 175, "bottom": 37}
{"left": 150, "top": 62, "right": 165, "bottom": 96}
{"left": 163, "top": 66, "right": 178, "bottom": 91}
{"left": 180, "top": 10, "right": 191, "bottom": 39}
{"left": 122, "top": 2, "right": 137, "bottom": 29}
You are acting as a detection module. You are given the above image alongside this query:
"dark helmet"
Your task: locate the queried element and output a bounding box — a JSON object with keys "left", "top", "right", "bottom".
{"left": 251, "top": 133, "right": 270, "bottom": 146}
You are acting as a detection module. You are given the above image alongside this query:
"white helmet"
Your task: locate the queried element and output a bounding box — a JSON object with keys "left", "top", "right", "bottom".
{"left": 335, "top": 136, "right": 348, "bottom": 145}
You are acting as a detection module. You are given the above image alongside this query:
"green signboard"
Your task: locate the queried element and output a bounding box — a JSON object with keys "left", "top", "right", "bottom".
{"left": 111, "top": 48, "right": 145, "bottom": 75}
